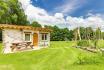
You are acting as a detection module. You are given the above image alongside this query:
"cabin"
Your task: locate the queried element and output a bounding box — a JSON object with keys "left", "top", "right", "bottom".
{"left": 0, "top": 24, "right": 51, "bottom": 53}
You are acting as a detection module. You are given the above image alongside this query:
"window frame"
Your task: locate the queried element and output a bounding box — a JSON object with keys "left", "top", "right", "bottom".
{"left": 24, "top": 32, "right": 31, "bottom": 42}
{"left": 41, "top": 33, "right": 48, "bottom": 41}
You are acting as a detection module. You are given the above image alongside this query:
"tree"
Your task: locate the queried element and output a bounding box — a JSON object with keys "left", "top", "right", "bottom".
{"left": 85, "top": 27, "right": 94, "bottom": 40}
{"left": 101, "top": 32, "right": 104, "bottom": 40}
{"left": 0, "top": 0, "right": 29, "bottom": 25}
{"left": 0, "top": 0, "right": 9, "bottom": 23}
{"left": 73, "top": 28, "right": 78, "bottom": 41}
{"left": 61, "top": 28, "right": 69, "bottom": 41}
{"left": 95, "top": 28, "right": 101, "bottom": 40}
{"left": 80, "top": 27, "right": 86, "bottom": 40}
{"left": 30, "top": 21, "right": 42, "bottom": 27}
{"left": 50, "top": 26, "right": 61, "bottom": 41}
{"left": 8, "top": 0, "right": 29, "bottom": 25}
{"left": 77, "top": 27, "right": 81, "bottom": 40}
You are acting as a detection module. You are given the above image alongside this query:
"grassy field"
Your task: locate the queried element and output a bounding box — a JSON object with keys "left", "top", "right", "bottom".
{"left": 0, "top": 41, "right": 104, "bottom": 70}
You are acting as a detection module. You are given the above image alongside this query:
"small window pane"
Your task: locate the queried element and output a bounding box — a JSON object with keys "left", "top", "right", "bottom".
{"left": 25, "top": 34, "right": 30, "bottom": 41}
{"left": 42, "top": 34, "right": 44, "bottom": 40}
{"left": 45, "top": 34, "right": 47, "bottom": 40}
{"left": 41, "top": 33, "right": 48, "bottom": 40}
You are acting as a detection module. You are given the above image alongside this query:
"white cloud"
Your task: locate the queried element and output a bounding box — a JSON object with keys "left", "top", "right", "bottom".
{"left": 19, "top": 0, "right": 104, "bottom": 31}
{"left": 19, "top": 0, "right": 66, "bottom": 26}
{"left": 66, "top": 14, "right": 104, "bottom": 30}
{"left": 19, "top": 0, "right": 32, "bottom": 10}
{"left": 54, "top": 13, "right": 64, "bottom": 18}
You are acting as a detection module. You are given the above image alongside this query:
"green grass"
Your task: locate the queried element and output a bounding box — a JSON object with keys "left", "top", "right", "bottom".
{"left": 0, "top": 41, "right": 104, "bottom": 70}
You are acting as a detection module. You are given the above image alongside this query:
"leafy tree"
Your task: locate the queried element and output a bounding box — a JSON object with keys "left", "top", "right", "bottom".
{"left": 101, "top": 32, "right": 104, "bottom": 39}
{"left": 45, "top": 25, "right": 74, "bottom": 41}
{"left": 80, "top": 27, "right": 86, "bottom": 40}
{"left": 95, "top": 28, "right": 101, "bottom": 40}
{"left": 68, "top": 30, "right": 74, "bottom": 40}
{"left": 85, "top": 27, "right": 94, "bottom": 40}
{"left": 0, "top": 0, "right": 9, "bottom": 23}
{"left": 0, "top": 0, "right": 29, "bottom": 25}
{"left": 30, "top": 21, "right": 42, "bottom": 27}
{"left": 73, "top": 28, "right": 78, "bottom": 41}
{"left": 50, "top": 26, "right": 61, "bottom": 41}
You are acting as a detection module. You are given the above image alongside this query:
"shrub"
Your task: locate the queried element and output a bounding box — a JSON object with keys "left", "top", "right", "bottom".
{"left": 77, "top": 40, "right": 94, "bottom": 47}
{"left": 76, "top": 56, "right": 101, "bottom": 65}
{"left": 75, "top": 53, "right": 104, "bottom": 65}
{"left": 96, "top": 40, "right": 104, "bottom": 48}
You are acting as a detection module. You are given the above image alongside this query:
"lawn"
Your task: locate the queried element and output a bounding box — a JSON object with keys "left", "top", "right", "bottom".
{"left": 0, "top": 41, "right": 104, "bottom": 70}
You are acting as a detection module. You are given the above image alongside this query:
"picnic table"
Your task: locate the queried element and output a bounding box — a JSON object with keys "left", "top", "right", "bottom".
{"left": 10, "top": 42, "right": 34, "bottom": 51}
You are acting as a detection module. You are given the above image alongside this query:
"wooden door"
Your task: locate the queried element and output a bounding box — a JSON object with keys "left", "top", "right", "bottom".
{"left": 33, "top": 33, "right": 38, "bottom": 47}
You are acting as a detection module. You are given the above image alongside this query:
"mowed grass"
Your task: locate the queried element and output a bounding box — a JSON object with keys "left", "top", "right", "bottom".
{"left": 0, "top": 41, "right": 104, "bottom": 70}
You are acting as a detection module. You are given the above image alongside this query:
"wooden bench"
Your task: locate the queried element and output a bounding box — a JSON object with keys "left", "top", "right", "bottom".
{"left": 10, "top": 42, "right": 34, "bottom": 52}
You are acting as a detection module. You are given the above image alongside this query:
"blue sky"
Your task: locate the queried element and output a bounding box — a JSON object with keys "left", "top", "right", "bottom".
{"left": 31, "top": 0, "right": 104, "bottom": 17}
{"left": 19, "top": 0, "right": 104, "bottom": 30}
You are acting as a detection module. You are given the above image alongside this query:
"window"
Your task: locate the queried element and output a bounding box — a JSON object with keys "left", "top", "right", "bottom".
{"left": 25, "top": 33, "right": 31, "bottom": 41}
{"left": 44, "top": 34, "right": 47, "bottom": 40}
{"left": 42, "top": 34, "right": 44, "bottom": 40}
{"left": 41, "top": 33, "right": 48, "bottom": 41}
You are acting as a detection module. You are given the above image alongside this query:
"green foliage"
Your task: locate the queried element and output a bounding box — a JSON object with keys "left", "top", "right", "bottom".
{"left": 77, "top": 40, "right": 104, "bottom": 48}
{"left": 73, "top": 27, "right": 103, "bottom": 41}
{"left": 96, "top": 40, "right": 104, "bottom": 48}
{"left": 45, "top": 25, "right": 103, "bottom": 41}
{"left": 0, "top": 0, "right": 29, "bottom": 25}
{"left": 30, "top": 21, "right": 42, "bottom": 27}
{"left": 77, "top": 40, "right": 94, "bottom": 47}
{"left": 95, "top": 28, "right": 102, "bottom": 39}
{"left": 45, "top": 25, "right": 74, "bottom": 41}
{"left": 76, "top": 53, "right": 104, "bottom": 65}
{"left": 101, "top": 32, "right": 104, "bottom": 39}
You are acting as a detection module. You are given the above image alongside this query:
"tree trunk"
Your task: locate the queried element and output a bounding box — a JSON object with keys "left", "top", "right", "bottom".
{"left": 78, "top": 28, "right": 81, "bottom": 40}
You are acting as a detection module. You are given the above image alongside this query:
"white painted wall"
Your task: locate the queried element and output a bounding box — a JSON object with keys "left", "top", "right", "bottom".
{"left": 2, "top": 29, "right": 23, "bottom": 53}
{"left": 38, "top": 33, "right": 50, "bottom": 47}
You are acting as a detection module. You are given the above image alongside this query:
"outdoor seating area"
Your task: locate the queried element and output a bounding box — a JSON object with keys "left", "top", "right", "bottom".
{"left": 10, "top": 42, "right": 34, "bottom": 52}
{"left": 1, "top": 24, "right": 51, "bottom": 53}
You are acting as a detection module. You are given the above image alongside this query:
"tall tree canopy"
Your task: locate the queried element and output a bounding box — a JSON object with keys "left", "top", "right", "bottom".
{"left": 0, "top": 0, "right": 29, "bottom": 25}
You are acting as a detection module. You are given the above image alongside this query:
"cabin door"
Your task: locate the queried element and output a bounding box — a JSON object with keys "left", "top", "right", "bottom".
{"left": 33, "top": 33, "right": 38, "bottom": 47}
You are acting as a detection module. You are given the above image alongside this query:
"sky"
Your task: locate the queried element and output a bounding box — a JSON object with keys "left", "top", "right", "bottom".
{"left": 19, "top": 0, "right": 104, "bottom": 30}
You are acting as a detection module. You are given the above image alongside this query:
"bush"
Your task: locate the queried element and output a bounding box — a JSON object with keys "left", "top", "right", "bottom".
{"left": 96, "top": 40, "right": 104, "bottom": 48}
{"left": 75, "top": 53, "right": 104, "bottom": 65}
{"left": 77, "top": 40, "right": 94, "bottom": 47}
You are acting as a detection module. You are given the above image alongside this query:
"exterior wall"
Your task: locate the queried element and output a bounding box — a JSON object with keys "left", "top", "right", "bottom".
{"left": 22, "top": 30, "right": 39, "bottom": 46}
{"left": 2, "top": 29, "right": 23, "bottom": 53}
{"left": 38, "top": 32, "right": 50, "bottom": 47}
{"left": 23, "top": 30, "right": 34, "bottom": 44}
{"left": 2, "top": 29, "right": 50, "bottom": 53}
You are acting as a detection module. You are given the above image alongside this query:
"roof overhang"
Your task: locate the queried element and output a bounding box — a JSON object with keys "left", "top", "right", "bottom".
{"left": 0, "top": 24, "right": 52, "bottom": 32}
